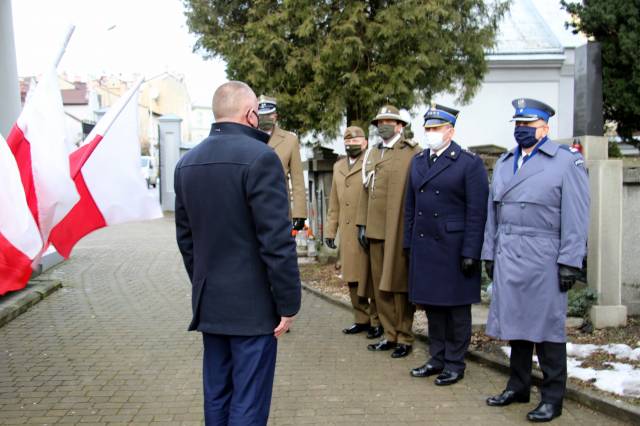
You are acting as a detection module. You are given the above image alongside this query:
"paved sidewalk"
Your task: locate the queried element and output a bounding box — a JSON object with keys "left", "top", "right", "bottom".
{"left": 0, "top": 217, "right": 628, "bottom": 425}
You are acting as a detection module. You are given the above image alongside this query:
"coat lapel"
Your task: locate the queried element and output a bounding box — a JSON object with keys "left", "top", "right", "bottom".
{"left": 497, "top": 151, "right": 547, "bottom": 199}
{"left": 345, "top": 155, "right": 363, "bottom": 178}
{"left": 418, "top": 141, "right": 460, "bottom": 187}
{"left": 268, "top": 126, "right": 286, "bottom": 149}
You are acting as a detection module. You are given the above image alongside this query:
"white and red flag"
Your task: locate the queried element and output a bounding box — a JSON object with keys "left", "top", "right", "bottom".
{"left": 49, "top": 79, "right": 163, "bottom": 257}
{"left": 0, "top": 133, "right": 43, "bottom": 295}
{"left": 6, "top": 65, "right": 80, "bottom": 246}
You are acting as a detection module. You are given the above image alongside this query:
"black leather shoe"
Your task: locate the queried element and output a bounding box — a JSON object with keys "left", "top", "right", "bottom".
{"left": 434, "top": 370, "right": 464, "bottom": 386}
{"left": 527, "top": 402, "right": 562, "bottom": 422}
{"left": 410, "top": 363, "right": 443, "bottom": 378}
{"left": 486, "top": 389, "right": 530, "bottom": 407}
{"left": 367, "top": 340, "right": 397, "bottom": 351}
{"left": 366, "top": 325, "right": 384, "bottom": 339}
{"left": 342, "top": 323, "right": 370, "bottom": 334}
{"left": 391, "top": 344, "right": 412, "bottom": 358}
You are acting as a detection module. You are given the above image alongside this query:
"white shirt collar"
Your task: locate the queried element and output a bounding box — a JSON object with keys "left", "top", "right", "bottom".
{"left": 348, "top": 156, "right": 357, "bottom": 166}
{"left": 432, "top": 141, "right": 452, "bottom": 158}
{"left": 382, "top": 133, "right": 401, "bottom": 149}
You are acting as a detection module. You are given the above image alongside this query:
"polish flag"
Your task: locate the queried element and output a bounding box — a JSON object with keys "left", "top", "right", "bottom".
{"left": 6, "top": 66, "right": 80, "bottom": 245}
{"left": 49, "top": 80, "right": 163, "bottom": 257}
{"left": 0, "top": 134, "right": 43, "bottom": 295}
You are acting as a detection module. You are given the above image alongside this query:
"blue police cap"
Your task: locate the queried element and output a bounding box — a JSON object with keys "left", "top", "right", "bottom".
{"left": 511, "top": 98, "right": 555, "bottom": 122}
{"left": 423, "top": 102, "right": 459, "bottom": 128}
{"left": 258, "top": 95, "right": 277, "bottom": 115}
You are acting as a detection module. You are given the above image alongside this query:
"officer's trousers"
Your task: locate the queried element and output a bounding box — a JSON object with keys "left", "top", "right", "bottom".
{"left": 425, "top": 304, "right": 471, "bottom": 374}
{"left": 369, "top": 240, "right": 414, "bottom": 345}
{"left": 507, "top": 340, "right": 567, "bottom": 405}
{"left": 348, "top": 281, "right": 380, "bottom": 326}
{"left": 202, "top": 333, "right": 277, "bottom": 426}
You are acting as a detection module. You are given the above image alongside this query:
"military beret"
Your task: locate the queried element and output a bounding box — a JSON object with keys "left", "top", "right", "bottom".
{"left": 344, "top": 126, "right": 366, "bottom": 140}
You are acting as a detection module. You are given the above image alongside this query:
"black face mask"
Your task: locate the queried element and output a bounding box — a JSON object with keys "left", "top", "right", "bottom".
{"left": 345, "top": 144, "right": 362, "bottom": 158}
{"left": 258, "top": 116, "right": 276, "bottom": 131}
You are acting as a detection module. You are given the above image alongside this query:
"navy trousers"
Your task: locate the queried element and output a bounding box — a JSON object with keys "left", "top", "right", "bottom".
{"left": 425, "top": 304, "right": 472, "bottom": 374}
{"left": 507, "top": 340, "right": 567, "bottom": 405}
{"left": 202, "top": 333, "right": 277, "bottom": 426}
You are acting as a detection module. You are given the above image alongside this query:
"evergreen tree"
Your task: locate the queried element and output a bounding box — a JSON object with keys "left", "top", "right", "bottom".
{"left": 184, "top": 0, "right": 508, "bottom": 137}
{"left": 562, "top": 0, "right": 640, "bottom": 141}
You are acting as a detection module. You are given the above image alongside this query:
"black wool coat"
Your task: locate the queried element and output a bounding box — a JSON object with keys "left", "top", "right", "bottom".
{"left": 174, "top": 122, "right": 301, "bottom": 336}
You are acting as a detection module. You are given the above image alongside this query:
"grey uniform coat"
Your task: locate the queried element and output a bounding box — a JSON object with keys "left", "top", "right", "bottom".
{"left": 481, "top": 139, "right": 589, "bottom": 343}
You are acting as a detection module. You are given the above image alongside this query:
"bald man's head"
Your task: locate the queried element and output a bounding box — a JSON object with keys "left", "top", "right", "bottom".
{"left": 212, "top": 81, "right": 259, "bottom": 127}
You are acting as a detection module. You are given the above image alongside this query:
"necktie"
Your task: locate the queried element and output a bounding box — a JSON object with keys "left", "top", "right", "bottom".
{"left": 429, "top": 153, "right": 438, "bottom": 166}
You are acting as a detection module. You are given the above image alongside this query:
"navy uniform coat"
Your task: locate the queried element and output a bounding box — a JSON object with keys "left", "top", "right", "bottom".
{"left": 174, "top": 122, "right": 301, "bottom": 336}
{"left": 403, "top": 141, "right": 489, "bottom": 306}
{"left": 481, "top": 139, "right": 589, "bottom": 343}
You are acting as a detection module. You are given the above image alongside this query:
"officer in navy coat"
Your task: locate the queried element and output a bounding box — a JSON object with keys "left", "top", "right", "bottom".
{"left": 482, "top": 98, "right": 589, "bottom": 423}
{"left": 174, "top": 81, "right": 301, "bottom": 425}
{"left": 403, "top": 103, "right": 489, "bottom": 386}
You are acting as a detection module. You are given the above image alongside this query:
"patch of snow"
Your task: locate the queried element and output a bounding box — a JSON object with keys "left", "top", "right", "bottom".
{"left": 501, "top": 344, "right": 640, "bottom": 398}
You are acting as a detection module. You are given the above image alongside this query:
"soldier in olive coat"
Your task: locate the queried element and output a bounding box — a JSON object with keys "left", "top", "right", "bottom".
{"left": 357, "top": 105, "right": 422, "bottom": 358}
{"left": 326, "top": 126, "right": 383, "bottom": 338}
{"left": 258, "top": 95, "right": 307, "bottom": 228}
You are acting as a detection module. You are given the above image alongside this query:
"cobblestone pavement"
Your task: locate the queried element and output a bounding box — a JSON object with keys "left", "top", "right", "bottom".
{"left": 0, "top": 217, "right": 629, "bottom": 425}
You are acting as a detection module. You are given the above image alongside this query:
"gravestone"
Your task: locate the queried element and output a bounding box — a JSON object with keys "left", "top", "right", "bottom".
{"left": 573, "top": 42, "right": 604, "bottom": 137}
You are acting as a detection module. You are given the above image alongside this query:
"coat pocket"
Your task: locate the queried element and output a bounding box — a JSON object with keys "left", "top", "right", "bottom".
{"left": 445, "top": 221, "right": 465, "bottom": 232}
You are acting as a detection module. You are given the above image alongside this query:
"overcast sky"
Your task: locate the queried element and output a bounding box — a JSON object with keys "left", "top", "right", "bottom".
{"left": 11, "top": 0, "right": 227, "bottom": 105}
{"left": 11, "top": 0, "right": 581, "bottom": 138}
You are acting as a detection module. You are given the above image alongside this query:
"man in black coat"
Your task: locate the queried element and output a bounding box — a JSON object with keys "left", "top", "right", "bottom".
{"left": 174, "top": 81, "right": 301, "bottom": 426}
{"left": 404, "top": 103, "right": 488, "bottom": 386}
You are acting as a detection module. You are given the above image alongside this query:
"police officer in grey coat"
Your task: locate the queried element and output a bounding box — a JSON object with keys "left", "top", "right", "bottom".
{"left": 482, "top": 99, "right": 589, "bottom": 423}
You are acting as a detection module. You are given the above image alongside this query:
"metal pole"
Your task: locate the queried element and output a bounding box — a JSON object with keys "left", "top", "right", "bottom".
{"left": 0, "top": 0, "right": 21, "bottom": 136}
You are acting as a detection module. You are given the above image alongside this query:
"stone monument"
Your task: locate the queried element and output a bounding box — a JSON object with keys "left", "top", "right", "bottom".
{"left": 560, "top": 41, "right": 627, "bottom": 328}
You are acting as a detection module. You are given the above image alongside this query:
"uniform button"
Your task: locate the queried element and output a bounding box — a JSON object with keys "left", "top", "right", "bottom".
{"left": 418, "top": 211, "right": 422, "bottom": 216}
{"left": 435, "top": 190, "right": 440, "bottom": 195}
{"left": 346, "top": 220, "right": 350, "bottom": 224}
{"left": 420, "top": 233, "right": 424, "bottom": 238}
{"left": 346, "top": 202, "right": 350, "bottom": 206}
{"left": 372, "top": 195, "right": 376, "bottom": 199}
{"left": 520, "top": 203, "right": 525, "bottom": 209}
{"left": 346, "top": 183, "right": 350, "bottom": 188}
{"left": 420, "top": 189, "right": 424, "bottom": 193}
{"left": 501, "top": 202, "right": 505, "bottom": 206}
{"left": 433, "top": 213, "right": 439, "bottom": 218}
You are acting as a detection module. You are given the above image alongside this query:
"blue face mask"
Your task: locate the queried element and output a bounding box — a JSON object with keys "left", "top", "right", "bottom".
{"left": 514, "top": 126, "right": 539, "bottom": 148}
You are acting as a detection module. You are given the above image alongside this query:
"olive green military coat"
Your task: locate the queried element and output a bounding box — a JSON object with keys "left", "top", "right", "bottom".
{"left": 326, "top": 154, "right": 370, "bottom": 296}
{"left": 268, "top": 126, "right": 307, "bottom": 219}
{"left": 357, "top": 137, "right": 422, "bottom": 293}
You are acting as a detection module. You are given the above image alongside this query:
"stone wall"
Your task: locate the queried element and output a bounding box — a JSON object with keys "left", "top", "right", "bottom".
{"left": 622, "top": 166, "right": 640, "bottom": 315}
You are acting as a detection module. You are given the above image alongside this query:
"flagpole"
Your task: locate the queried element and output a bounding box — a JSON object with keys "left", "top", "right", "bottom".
{"left": 53, "top": 25, "right": 76, "bottom": 69}
{"left": 87, "top": 77, "right": 145, "bottom": 142}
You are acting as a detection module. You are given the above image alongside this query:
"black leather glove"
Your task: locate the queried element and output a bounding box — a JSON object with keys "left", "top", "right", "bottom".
{"left": 461, "top": 258, "right": 480, "bottom": 277}
{"left": 292, "top": 218, "right": 305, "bottom": 231}
{"left": 357, "top": 225, "right": 369, "bottom": 250}
{"left": 484, "top": 260, "right": 494, "bottom": 280}
{"left": 559, "top": 264, "right": 580, "bottom": 292}
{"left": 325, "top": 238, "right": 336, "bottom": 249}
